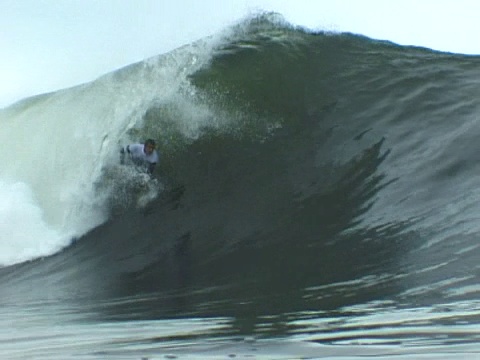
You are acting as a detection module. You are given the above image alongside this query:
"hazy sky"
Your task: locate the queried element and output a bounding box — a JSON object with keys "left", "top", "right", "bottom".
{"left": 1, "top": 0, "right": 478, "bottom": 108}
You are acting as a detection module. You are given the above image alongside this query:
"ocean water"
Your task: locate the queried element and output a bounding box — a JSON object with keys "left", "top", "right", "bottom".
{"left": 1, "top": 14, "right": 480, "bottom": 359}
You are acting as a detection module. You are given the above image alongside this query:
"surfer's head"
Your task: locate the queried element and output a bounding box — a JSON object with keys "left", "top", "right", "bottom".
{"left": 144, "top": 139, "right": 156, "bottom": 155}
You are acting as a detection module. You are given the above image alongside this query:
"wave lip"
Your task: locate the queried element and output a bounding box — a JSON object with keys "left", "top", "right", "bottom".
{"left": 0, "top": 33, "right": 222, "bottom": 267}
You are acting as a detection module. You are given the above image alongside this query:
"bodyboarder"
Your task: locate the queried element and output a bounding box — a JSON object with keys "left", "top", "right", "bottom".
{"left": 120, "top": 139, "right": 159, "bottom": 176}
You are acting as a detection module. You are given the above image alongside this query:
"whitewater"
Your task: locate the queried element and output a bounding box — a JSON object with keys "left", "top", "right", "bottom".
{"left": 1, "top": 14, "right": 480, "bottom": 359}
{"left": 0, "top": 36, "right": 219, "bottom": 266}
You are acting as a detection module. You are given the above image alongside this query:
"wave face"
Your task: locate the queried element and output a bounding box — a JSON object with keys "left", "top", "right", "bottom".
{"left": 1, "top": 15, "right": 480, "bottom": 356}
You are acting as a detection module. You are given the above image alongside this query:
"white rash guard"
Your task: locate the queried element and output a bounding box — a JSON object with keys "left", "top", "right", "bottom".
{"left": 126, "top": 143, "right": 159, "bottom": 164}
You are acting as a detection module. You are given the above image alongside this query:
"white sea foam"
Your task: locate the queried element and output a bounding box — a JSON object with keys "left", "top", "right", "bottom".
{"left": 0, "top": 181, "right": 66, "bottom": 266}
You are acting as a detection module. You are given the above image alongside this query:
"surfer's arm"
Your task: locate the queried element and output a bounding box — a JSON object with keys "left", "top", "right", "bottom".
{"left": 120, "top": 145, "right": 130, "bottom": 164}
{"left": 147, "top": 162, "right": 156, "bottom": 175}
